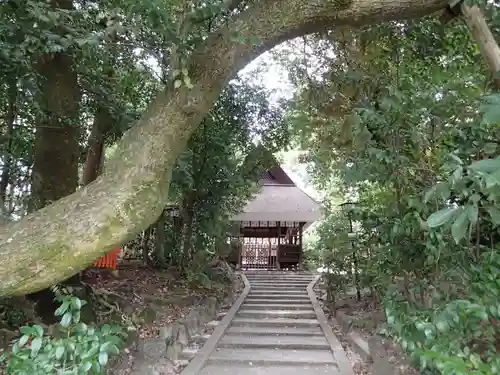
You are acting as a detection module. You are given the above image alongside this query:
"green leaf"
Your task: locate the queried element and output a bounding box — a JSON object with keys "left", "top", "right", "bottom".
{"left": 70, "top": 298, "right": 82, "bottom": 310}
{"left": 183, "top": 75, "right": 194, "bottom": 89}
{"left": 174, "top": 79, "right": 182, "bottom": 89}
{"left": 18, "top": 335, "right": 30, "bottom": 348}
{"left": 33, "top": 325, "right": 44, "bottom": 337}
{"left": 451, "top": 209, "right": 469, "bottom": 244}
{"left": 80, "top": 362, "right": 92, "bottom": 372}
{"left": 469, "top": 157, "right": 500, "bottom": 173}
{"left": 466, "top": 204, "right": 478, "bottom": 225}
{"left": 60, "top": 312, "right": 72, "bottom": 327}
{"left": 19, "top": 326, "right": 34, "bottom": 335}
{"left": 481, "top": 93, "right": 500, "bottom": 124}
{"left": 484, "top": 142, "right": 497, "bottom": 155}
{"left": 435, "top": 320, "right": 449, "bottom": 332}
{"left": 423, "top": 185, "right": 437, "bottom": 203}
{"left": 72, "top": 310, "right": 81, "bottom": 324}
{"left": 100, "top": 342, "right": 111, "bottom": 352}
{"left": 427, "top": 207, "right": 458, "bottom": 228}
{"left": 30, "top": 337, "right": 42, "bottom": 357}
{"left": 98, "top": 351, "right": 108, "bottom": 366}
{"left": 54, "top": 301, "right": 69, "bottom": 316}
{"left": 55, "top": 346, "right": 65, "bottom": 359}
{"left": 486, "top": 207, "right": 500, "bottom": 225}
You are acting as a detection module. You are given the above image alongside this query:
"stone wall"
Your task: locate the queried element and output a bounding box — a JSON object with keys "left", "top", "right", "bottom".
{"left": 335, "top": 311, "right": 419, "bottom": 375}
{"left": 111, "top": 272, "right": 244, "bottom": 374}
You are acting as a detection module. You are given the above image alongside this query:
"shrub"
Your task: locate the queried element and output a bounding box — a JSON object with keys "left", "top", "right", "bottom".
{"left": 0, "top": 294, "right": 126, "bottom": 374}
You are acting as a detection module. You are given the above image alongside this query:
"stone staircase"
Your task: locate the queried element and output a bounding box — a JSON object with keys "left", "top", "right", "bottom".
{"left": 182, "top": 272, "right": 348, "bottom": 375}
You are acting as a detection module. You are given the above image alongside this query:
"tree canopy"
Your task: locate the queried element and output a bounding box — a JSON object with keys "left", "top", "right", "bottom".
{"left": 0, "top": 0, "right": 454, "bottom": 297}
{"left": 2, "top": 0, "right": 500, "bottom": 372}
{"left": 283, "top": 4, "right": 500, "bottom": 372}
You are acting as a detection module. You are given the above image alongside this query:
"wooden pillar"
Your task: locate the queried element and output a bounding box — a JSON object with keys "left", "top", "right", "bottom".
{"left": 237, "top": 223, "right": 243, "bottom": 269}
{"left": 276, "top": 221, "right": 281, "bottom": 270}
{"left": 298, "top": 222, "right": 304, "bottom": 270}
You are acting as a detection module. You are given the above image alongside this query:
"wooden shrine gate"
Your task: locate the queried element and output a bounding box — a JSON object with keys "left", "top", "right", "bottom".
{"left": 240, "top": 237, "right": 278, "bottom": 270}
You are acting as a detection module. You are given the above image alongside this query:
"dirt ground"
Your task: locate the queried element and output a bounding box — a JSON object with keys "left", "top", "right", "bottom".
{"left": 329, "top": 293, "right": 420, "bottom": 375}
{"left": 90, "top": 263, "right": 228, "bottom": 339}
{"left": 0, "top": 262, "right": 233, "bottom": 373}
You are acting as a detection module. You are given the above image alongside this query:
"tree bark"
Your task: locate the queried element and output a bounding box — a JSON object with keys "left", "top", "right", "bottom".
{"left": 0, "top": 78, "right": 17, "bottom": 211}
{"left": 460, "top": 3, "right": 500, "bottom": 90}
{"left": 153, "top": 210, "right": 168, "bottom": 267}
{"left": 0, "top": 0, "right": 448, "bottom": 297}
{"left": 82, "top": 25, "right": 117, "bottom": 186}
{"left": 82, "top": 118, "right": 106, "bottom": 185}
{"left": 180, "top": 196, "right": 195, "bottom": 270}
{"left": 30, "top": 2, "right": 80, "bottom": 211}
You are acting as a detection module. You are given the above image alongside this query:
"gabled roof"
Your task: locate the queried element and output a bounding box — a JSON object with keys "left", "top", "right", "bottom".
{"left": 232, "top": 164, "right": 322, "bottom": 224}
{"left": 260, "top": 167, "right": 295, "bottom": 186}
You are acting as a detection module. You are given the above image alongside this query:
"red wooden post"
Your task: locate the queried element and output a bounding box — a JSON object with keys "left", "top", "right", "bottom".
{"left": 93, "top": 247, "right": 121, "bottom": 269}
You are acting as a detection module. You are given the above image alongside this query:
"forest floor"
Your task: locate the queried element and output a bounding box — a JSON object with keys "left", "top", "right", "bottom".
{"left": 91, "top": 263, "right": 227, "bottom": 339}
{"left": 320, "top": 289, "right": 419, "bottom": 375}
{"left": 327, "top": 293, "right": 381, "bottom": 375}
{"left": 0, "top": 262, "right": 232, "bottom": 373}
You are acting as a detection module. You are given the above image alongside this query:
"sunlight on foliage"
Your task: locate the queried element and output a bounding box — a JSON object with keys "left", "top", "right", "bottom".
{"left": 282, "top": 12, "right": 500, "bottom": 375}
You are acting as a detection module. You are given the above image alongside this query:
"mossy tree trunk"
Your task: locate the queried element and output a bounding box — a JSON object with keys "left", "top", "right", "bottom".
{"left": 25, "top": 0, "right": 82, "bottom": 321}
{"left": 0, "top": 0, "right": 449, "bottom": 297}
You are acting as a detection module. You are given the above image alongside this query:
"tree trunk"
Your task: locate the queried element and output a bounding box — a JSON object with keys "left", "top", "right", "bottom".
{"left": 82, "top": 119, "right": 106, "bottom": 186}
{"left": 180, "top": 197, "right": 195, "bottom": 271}
{"left": 0, "top": 78, "right": 17, "bottom": 212}
{"left": 153, "top": 210, "right": 168, "bottom": 267}
{"left": 0, "top": 0, "right": 448, "bottom": 297}
{"left": 141, "top": 227, "right": 152, "bottom": 266}
{"left": 25, "top": 0, "right": 82, "bottom": 318}
{"left": 82, "top": 32, "right": 116, "bottom": 186}
{"left": 460, "top": 3, "right": 500, "bottom": 90}
{"left": 30, "top": 4, "right": 80, "bottom": 211}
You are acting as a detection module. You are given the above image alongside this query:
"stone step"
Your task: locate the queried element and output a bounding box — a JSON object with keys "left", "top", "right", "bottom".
{"left": 226, "top": 325, "right": 324, "bottom": 336}
{"left": 237, "top": 309, "right": 317, "bottom": 319}
{"left": 218, "top": 334, "right": 330, "bottom": 350}
{"left": 178, "top": 347, "right": 198, "bottom": 360}
{"left": 244, "top": 298, "right": 311, "bottom": 304}
{"left": 206, "top": 348, "right": 336, "bottom": 365}
{"left": 240, "top": 303, "right": 313, "bottom": 310}
{"left": 251, "top": 285, "right": 308, "bottom": 290}
{"left": 206, "top": 320, "right": 219, "bottom": 328}
{"left": 247, "top": 294, "right": 309, "bottom": 300}
{"left": 250, "top": 282, "right": 311, "bottom": 286}
{"left": 250, "top": 288, "right": 307, "bottom": 296}
{"left": 245, "top": 271, "right": 316, "bottom": 279}
{"left": 216, "top": 312, "right": 226, "bottom": 319}
{"left": 231, "top": 317, "right": 320, "bottom": 327}
{"left": 246, "top": 279, "right": 314, "bottom": 283}
{"left": 200, "top": 363, "right": 341, "bottom": 375}
{"left": 188, "top": 333, "right": 211, "bottom": 346}
{"left": 246, "top": 279, "right": 314, "bottom": 282}
{"left": 248, "top": 292, "right": 309, "bottom": 297}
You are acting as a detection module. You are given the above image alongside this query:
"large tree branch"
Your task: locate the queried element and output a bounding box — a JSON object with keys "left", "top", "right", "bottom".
{"left": 0, "top": 0, "right": 447, "bottom": 297}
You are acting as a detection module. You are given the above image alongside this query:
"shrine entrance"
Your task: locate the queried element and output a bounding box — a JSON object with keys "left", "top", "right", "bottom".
{"left": 226, "top": 164, "right": 322, "bottom": 270}
{"left": 240, "top": 237, "right": 277, "bottom": 269}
